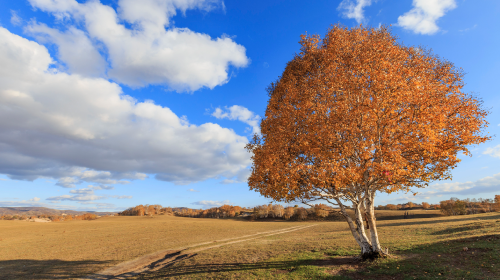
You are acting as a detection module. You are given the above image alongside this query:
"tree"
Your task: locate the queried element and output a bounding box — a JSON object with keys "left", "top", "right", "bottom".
{"left": 386, "top": 204, "right": 397, "bottom": 210}
{"left": 284, "top": 207, "right": 295, "bottom": 220}
{"left": 314, "top": 203, "right": 330, "bottom": 218}
{"left": 495, "top": 195, "right": 500, "bottom": 211}
{"left": 271, "top": 204, "right": 285, "bottom": 218}
{"left": 245, "top": 25, "right": 490, "bottom": 259}
{"left": 296, "top": 207, "right": 308, "bottom": 220}
{"left": 407, "top": 202, "right": 414, "bottom": 209}
{"left": 422, "top": 202, "right": 430, "bottom": 209}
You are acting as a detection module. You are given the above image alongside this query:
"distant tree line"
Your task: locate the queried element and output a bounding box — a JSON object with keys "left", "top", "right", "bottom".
{"left": 439, "top": 196, "right": 500, "bottom": 216}
{"left": 117, "top": 203, "right": 336, "bottom": 221}
{"left": 118, "top": 204, "right": 172, "bottom": 216}
{"left": 376, "top": 201, "right": 439, "bottom": 210}
{"left": 374, "top": 195, "right": 500, "bottom": 216}
{"left": 0, "top": 213, "right": 100, "bottom": 221}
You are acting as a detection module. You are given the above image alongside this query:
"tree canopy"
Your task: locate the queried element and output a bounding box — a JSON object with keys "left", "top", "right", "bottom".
{"left": 246, "top": 25, "right": 490, "bottom": 259}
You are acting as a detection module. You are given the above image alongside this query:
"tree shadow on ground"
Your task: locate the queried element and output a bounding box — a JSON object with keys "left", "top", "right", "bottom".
{"left": 136, "top": 233, "right": 500, "bottom": 280}
{"left": 0, "top": 259, "right": 111, "bottom": 280}
{"left": 136, "top": 255, "right": 366, "bottom": 279}
{"left": 377, "top": 213, "right": 500, "bottom": 228}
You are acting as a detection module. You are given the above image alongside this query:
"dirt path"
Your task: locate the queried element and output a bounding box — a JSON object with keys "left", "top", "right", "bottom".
{"left": 81, "top": 224, "right": 317, "bottom": 280}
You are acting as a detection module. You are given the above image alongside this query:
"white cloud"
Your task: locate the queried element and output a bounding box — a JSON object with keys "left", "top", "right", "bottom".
{"left": 27, "top": 0, "right": 249, "bottom": 91}
{"left": 46, "top": 194, "right": 105, "bottom": 201}
{"left": 220, "top": 179, "right": 239, "bottom": 184}
{"left": 220, "top": 168, "right": 250, "bottom": 184}
{"left": 0, "top": 27, "right": 251, "bottom": 186}
{"left": 30, "top": 197, "right": 40, "bottom": 202}
{"left": 187, "top": 188, "right": 199, "bottom": 192}
{"left": 422, "top": 173, "right": 500, "bottom": 197}
{"left": 110, "top": 195, "right": 132, "bottom": 199}
{"left": 0, "top": 199, "right": 45, "bottom": 207}
{"left": 483, "top": 145, "right": 500, "bottom": 158}
{"left": 56, "top": 177, "right": 80, "bottom": 188}
{"left": 69, "top": 188, "right": 94, "bottom": 194}
{"left": 89, "top": 185, "right": 115, "bottom": 190}
{"left": 337, "top": 0, "right": 373, "bottom": 24}
{"left": 0, "top": 178, "right": 8, "bottom": 181}
{"left": 459, "top": 24, "right": 478, "bottom": 33}
{"left": 10, "top": 10, "right": 22, "bottom": 26}
{"left": 191, "top": 199, "right": 231, "bottom": 208}
{"left": 26, "top": 23, "right": 107, "bottom": 77}
{"left": 397, "top": 0, "right": 457, "bottom": 35}
{"left": 212, "top": 105, "right": 261, "bottom": 135}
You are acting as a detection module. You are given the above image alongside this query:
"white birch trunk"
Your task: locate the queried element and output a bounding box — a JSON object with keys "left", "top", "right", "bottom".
{"left": 336, "top": 198, "right": 374, "bottom": 257}
{"left": 365, "top": 192, "right": 382, "bottom": 252}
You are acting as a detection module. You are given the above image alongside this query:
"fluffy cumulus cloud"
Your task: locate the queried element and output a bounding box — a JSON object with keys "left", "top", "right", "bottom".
{"left": 26, "top": 24, "right": 107, "bottom": 77}
{"left": 0, "top": 27, "right": 251, "bottom": 186}
{"left": 212, "top": 105, "right": 261, "bottom": 135}
{"left": 192, "top": 199, "right": 231, "bottom": 208}
{"left": 27, "top": 0, "right": 249, "bottom": 90}
{"left": 337, "top": 0, "right": 373, "bottom": 24}
{"left": 397, "top": 0, "right": 457, "bottom": 35}
{"left": 483, "top": 145, "right": 500, "bottom": 158}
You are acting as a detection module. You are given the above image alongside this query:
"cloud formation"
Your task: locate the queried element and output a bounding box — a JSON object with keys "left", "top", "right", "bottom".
{"left": 192, "top": 199, "right": 231, "bottom": 208}
{"left": 110, "top": 195, "right": 133, "bottom": 199}
{"left": 212, "top": 105, "right": 261, "bottom": 135}
{"left": 337, "top": 0, "right": 373, "bottom": 24}
{"left": 0, "top": 27, "right": 251, "bottom": 186}
{"left": 27, "top": 0, "right": 249, "bottom": 90}
{"left": 47, "top": 194, "right": 106, "bottom": 201}
{"left": 10, "top": 10, "right": 22, "bottom": 26}
{"left": 397, "top": 0, "right": 457, "bottom": 35}
{"left": 483, "top": 145, "right": 500, "bottom": 158}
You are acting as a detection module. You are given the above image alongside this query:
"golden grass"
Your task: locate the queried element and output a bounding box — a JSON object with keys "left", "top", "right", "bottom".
{"left": 1, "top": 210, "right": 496, "bottom": 279}
{"left": 0, "top": 215, "right": 305, "bottom": 278}
{"left": 134, "top": 212, "right": 500, "bottom": 279}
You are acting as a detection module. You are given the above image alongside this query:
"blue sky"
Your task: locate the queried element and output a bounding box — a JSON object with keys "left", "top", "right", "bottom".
{"left": 0, "top": 0, "right": 499, "bottom": 212}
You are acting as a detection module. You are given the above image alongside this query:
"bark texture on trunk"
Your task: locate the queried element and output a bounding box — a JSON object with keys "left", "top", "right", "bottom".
{"left": 336, "top": 195, "right": 387, "bottom": 260}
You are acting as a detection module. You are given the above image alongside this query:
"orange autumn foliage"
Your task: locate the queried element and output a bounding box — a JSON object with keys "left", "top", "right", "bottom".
{"left": 246, "top": 25, "right": 490, "bottom": 259}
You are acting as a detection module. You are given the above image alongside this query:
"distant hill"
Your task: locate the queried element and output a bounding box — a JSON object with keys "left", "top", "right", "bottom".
{"left": 0, "top": 207, "right": 117, "bottom": 216}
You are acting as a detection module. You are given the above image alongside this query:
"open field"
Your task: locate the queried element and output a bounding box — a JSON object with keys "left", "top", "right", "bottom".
{"left": 0, "top": 211, "right": 499, "bottom": 279}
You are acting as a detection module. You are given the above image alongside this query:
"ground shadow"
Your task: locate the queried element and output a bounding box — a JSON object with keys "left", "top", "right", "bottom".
{"left": 0, "top": 259, "right": 111, "bottom": 280}
{"left": 377, "top": 213, "right": 500, "bottom": 228}
{"left": 135, "top": 233, "right": 500, "bottom": 280}
{"left": 135, "top": 256, "right": 364, "bottom": 279}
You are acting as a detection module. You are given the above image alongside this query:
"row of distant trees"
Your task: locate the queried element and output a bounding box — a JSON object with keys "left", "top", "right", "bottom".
{"left": 376, "top": 201, "right": 439, "bottom": 210}
{"left": 375, "top": 195, "right": 500, "bottom": 216}
{"left": 174, "top": 203, "right": 333, "bottom": 221}
{"left": 0, "top": 213, "right": 99, "bottom": 221}
{"left": 117, "top": 203, "right": 334, "bottom": 221}
{"left": 118, "top": 204, "right": 174, "bottom": 216}
{"left": 439, "top": 196, "right": 500, "bottom": 216}
{"left": 116, "top": 195, "right": 500, "bottom": 220}
{"left": 251, "top": 204, "right": 331, "bottom": 220}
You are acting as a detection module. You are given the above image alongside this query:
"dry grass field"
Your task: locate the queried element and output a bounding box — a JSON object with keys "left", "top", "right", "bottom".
{"left": 0, "top": 215, "right": 303, "bottom": 279}
{"left": 1, "top": 210, "right": 499, "bottom": 279}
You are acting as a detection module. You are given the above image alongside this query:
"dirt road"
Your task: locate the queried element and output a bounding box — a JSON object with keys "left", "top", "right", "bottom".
{"left": 81, "top": 224, "right": 317, "bottom": 280}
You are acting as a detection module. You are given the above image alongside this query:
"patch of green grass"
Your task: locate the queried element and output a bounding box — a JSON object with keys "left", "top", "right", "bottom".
{"left": 135, "top": 212, "right": 500, "bottom": 279}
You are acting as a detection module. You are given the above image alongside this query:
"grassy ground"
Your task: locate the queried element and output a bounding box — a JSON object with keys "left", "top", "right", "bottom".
{"left": 132, "top": 212, "right": 500, "bottom": 280}
{"left": 0, "top": 211, "right": 498, "bottom": 279}
{"left": 0, "top": 215, "right": 300, "bottom": 279}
